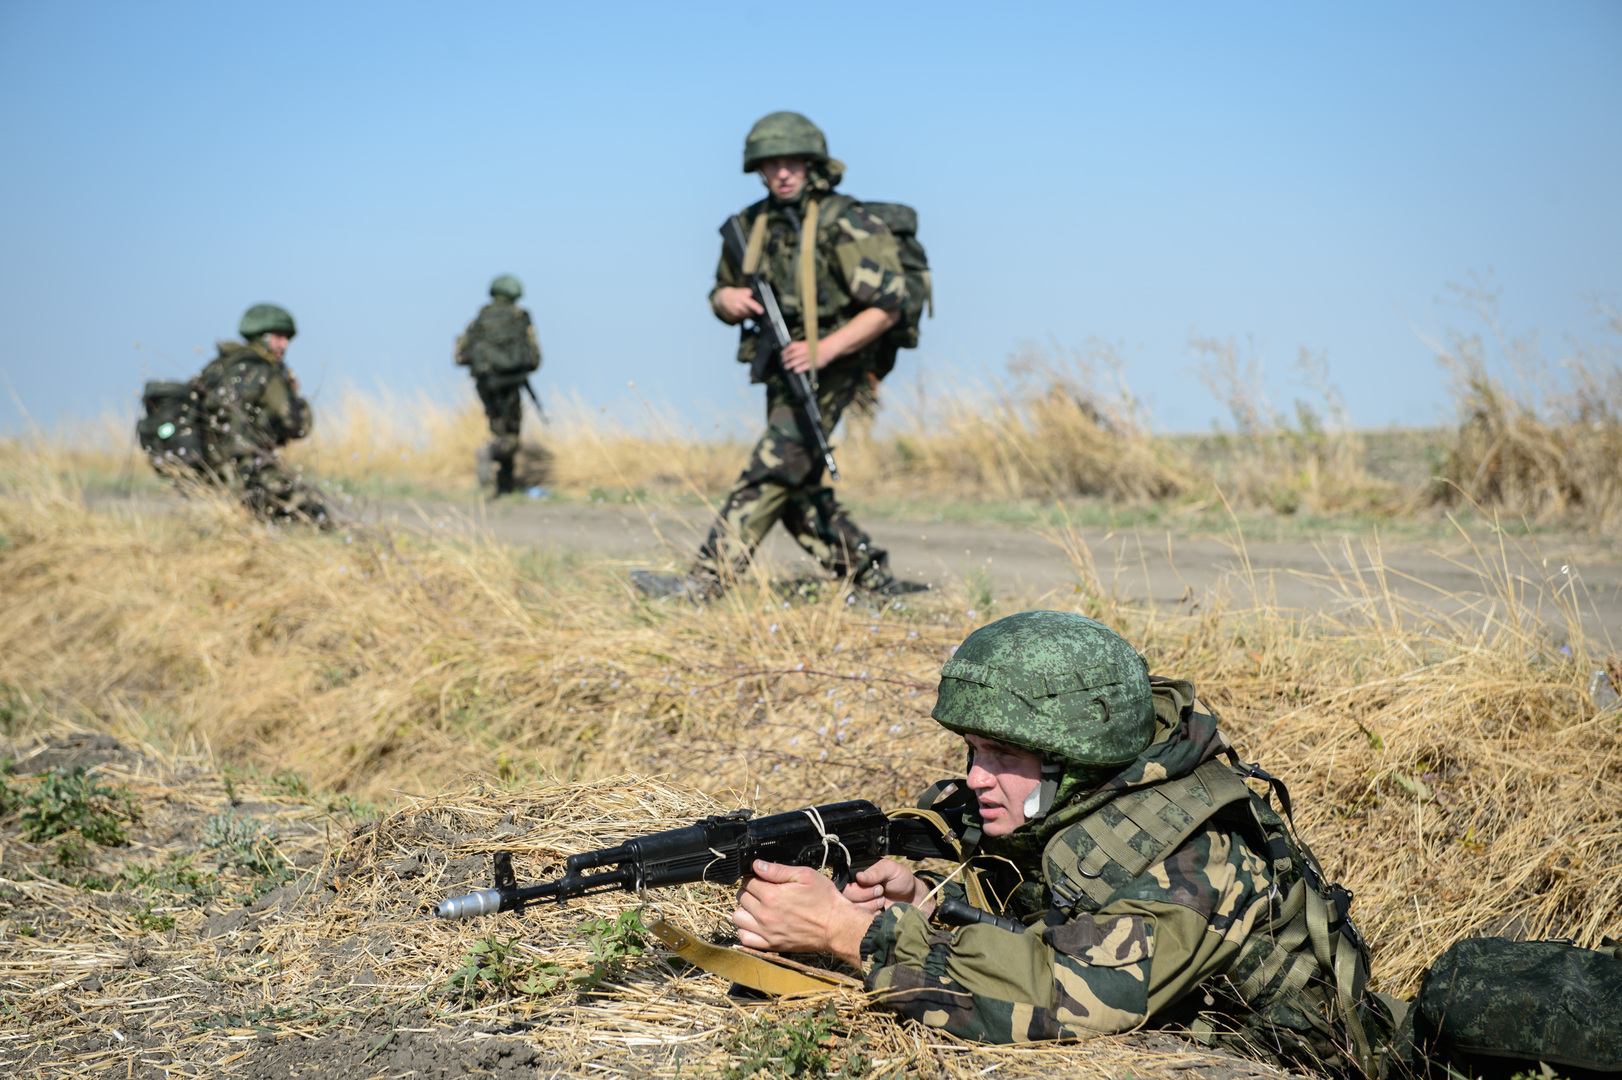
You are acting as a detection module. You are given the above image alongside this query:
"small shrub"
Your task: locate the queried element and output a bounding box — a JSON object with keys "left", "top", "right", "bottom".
{"left": 441, "top": 934, "right": 566, "bottom": 1006}
{"left": 724, "top": 1002, "right": 869, "bottom": 1080}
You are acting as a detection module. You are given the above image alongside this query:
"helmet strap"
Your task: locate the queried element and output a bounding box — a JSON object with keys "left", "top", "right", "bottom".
{"left": 1022, "top": 762, "right": 1064, "bottom": 821}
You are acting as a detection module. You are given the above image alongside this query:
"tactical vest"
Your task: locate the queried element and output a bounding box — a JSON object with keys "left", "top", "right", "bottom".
{"left": 1039, "top": 753, "right": 1378, "bottom": 1074}
{"left": 736, "top": 193, "right": 929, "bottom": 383}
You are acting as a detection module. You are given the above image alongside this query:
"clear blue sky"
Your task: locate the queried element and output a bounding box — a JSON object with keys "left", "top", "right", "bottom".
{"left": 2, "top": 1, "right": 1618, "bottom": 436}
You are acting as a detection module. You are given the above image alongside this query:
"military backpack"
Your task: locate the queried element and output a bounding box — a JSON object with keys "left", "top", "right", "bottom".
{"left": 859, "top": 201, "right": 932, "bottom": 379}
{"left": 462, "top": 303, "right": 540, "bottom": 386}
{"left": 136, "top": 380, "right": 208, "bottom": 474}
{"left": 1401, "top": 935, "right": 1622, "bottom": 1077}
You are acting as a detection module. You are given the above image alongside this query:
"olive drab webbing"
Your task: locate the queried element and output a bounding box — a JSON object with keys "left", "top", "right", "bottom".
{"left": 799, "top": 198, "right": 821, "bottom": 386}
{"left": 1038, "top": 748, "right": 1376, "bottom": 1075}
{"left": 742, "top": 213, "right": 768, "bottom": 275}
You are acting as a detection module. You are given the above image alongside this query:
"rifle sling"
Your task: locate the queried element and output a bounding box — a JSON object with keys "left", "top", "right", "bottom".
{"left": 647, "top": 918, "right": 856, "bottom": 996}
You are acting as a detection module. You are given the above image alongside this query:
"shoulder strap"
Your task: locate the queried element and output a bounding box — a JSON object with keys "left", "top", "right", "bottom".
{"left": 799, "top": 199, "right": 821, "bottom": 385}
{"left": 742, "top": 211, "right": 768, "bottom": 275}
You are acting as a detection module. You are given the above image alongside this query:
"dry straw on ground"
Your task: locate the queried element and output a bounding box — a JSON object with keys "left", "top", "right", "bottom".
{"left": 0, "top": 734, "right": 1296, "bottom": 1079}
{"left": 2, "top": 443, "right": 1619, "bottom": 1011}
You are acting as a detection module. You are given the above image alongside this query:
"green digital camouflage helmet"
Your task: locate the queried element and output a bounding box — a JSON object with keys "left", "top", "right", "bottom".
{"left": 239, "top": 303, "right": 296, "bottom": 340}
{"left": 932, "top": 611, "right": 1156, "bottom": 769}
{"left": 742, "top": 111, "right": 829, "bottom": 172}
{"left": 489, "top": 274, "right": 523, "bottom": 300}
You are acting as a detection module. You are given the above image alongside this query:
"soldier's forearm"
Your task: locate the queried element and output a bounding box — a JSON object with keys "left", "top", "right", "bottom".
{"left": 816, "top": 307, "right": 899, "bottom": 367}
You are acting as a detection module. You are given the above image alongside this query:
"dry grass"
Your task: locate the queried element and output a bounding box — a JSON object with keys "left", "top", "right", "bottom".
{"left": 3, "top": 440, "right": 1619, "bottom": 1015}
{"left": 1431, "top": 290, "right": 1622, "bottom": 530}
{"left": 0, "top": 738, "right": 1290, "bottom": 1078}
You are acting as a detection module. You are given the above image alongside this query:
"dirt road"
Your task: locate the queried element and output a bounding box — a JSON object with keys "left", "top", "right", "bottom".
{"left": 346, "top": 495, "right": 1622, "bottom": 645}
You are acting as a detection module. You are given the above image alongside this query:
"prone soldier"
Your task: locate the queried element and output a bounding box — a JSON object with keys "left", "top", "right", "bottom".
{"left": 733, "top": 610, "right": 1400, "bottom": 1075}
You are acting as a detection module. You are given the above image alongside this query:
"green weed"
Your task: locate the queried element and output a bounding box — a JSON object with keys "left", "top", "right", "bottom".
{"left": 123, "top": 854, "right": 223, "bottom": 906}
{"left": 201, "top": 810, "right": 291, "bottom": 899}
{"left": 441, "top": 934, "right": 566, "bottom": 1006}
{"left": 9, "top": 767, "right": 136, "bottom": 847}
{"left": 573, "top": 908, "right": 649, "bottom": 991}
{"left": 723, "top": 1002, "right": 870, "bottom": 1080}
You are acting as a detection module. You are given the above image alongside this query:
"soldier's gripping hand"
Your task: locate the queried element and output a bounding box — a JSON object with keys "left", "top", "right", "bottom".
{"left": 734, "top": 859, "right": 873, "bottom": 967}
{"left": 842, "top": 858, "right": 935, "bottom": 916}
{"left": 712, "top": 286, "right": 765, "bottom": 325}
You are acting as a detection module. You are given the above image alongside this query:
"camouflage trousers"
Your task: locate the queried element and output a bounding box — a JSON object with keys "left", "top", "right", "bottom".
{"left": 226, "top": 456, "right": 328, "bottom": 526}
{"left": 476, "top": 379, "right": 523, "bottom": 494}
{"left": 476, "top": 380, "right": 524, "bottom": 458}
{"left": 697, "top": 368, "right": 887, "bottom": 584}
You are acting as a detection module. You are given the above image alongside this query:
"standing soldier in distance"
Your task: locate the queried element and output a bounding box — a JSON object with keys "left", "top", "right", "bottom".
{"left": 455, "top": 274, "right": 542, "bottom": 496}
{"left": 635, "top": 111, "right": 916, "bottom": 598}
{"left": 194, "top": 302, "right": 325, "bottom": 524}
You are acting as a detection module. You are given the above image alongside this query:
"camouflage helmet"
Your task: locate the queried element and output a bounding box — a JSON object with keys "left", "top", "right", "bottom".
{"left": 239, "top": 303, "right": 296, "bottom": 340}
{"left": 932, "top": 611, "right": 1156, "bottom": 769}
{"left": 489, "top": 274, "right": 523, "bottom": 300}
{"left": 743, "top": 111, "right": 828, "bottom": 173}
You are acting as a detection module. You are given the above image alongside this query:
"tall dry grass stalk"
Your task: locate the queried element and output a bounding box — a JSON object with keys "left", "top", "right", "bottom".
{"left": 1190, "top": 334, "right": 1406, "bottom": 517}
{"left": 2, "top": 443, "right": 1618, "bottom": 996}
{"left": 1432, "top": 288, "right": 1622, "bottom": 530}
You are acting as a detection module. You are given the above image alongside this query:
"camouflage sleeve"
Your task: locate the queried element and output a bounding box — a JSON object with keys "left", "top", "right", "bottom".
{"left": 454, "top": 328, "right": 472, "bottom": 366}
{"left": 709, "top": 243, "right": 748, "bottom": 320}
{"left": 829, "top": 203, "right": 906, "bottom": 314}
{"left": 257, "top": 371, "right": 310, "bottom": 444}
{"left": 860, "top": 827, "right": 1275, "bottom": 1043}
{"left": 523, "top": 314, "right": 542, "bottom": 370}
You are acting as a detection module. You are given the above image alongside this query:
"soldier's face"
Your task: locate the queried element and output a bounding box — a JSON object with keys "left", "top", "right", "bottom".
{"left": 758, "top": 156, "right": 809, "bottom": 200}
{"left": 963, "top": 734, "right": 1044, "bottom": 837}
{"left": 263, "top": 332, "right": 290, "bottom": 359}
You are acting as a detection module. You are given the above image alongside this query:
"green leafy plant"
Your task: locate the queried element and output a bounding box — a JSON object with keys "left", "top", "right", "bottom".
{"left": 13, "top": 767, "right": 136, "bottom": 846}
{"left": 723, "top": 1002, "right": 870, "bottom": 1080}
{"left": 201, "top": 810, "right": 291, "bottom": 899}
{"left": 123, "top": 854, "right": 223, "bottom": 906}
{"left": 441, "top": 934, "right": 566, "bottom": 1006}
{"left": 573, "top": 909, "right": 649, "bottom": 991}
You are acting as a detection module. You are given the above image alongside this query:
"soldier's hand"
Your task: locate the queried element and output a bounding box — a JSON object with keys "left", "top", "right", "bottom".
{"left": 781, "top": 340, "right": 839, "bottom": 373}
{"left": 713, "top": 286, "right": 764, "bottom": 324}
{"left": 843, "top": 858, "right": 934, "bottom": 915}
{"left": 734, "top": 859, "right": 872, "bottom": 967}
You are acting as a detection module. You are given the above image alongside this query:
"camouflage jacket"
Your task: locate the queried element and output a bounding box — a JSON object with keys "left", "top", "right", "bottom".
{"left": 197, "top": 341, "right": 311, "bottom": 464}
{"left": 711, "top": 184, "right": 908, "bottom": 375}
{"left": 455, "top": 299, "right": 541, "bottom": 388}
{"left": 861, "top": 683, "right": 1377, "bottom": 1073}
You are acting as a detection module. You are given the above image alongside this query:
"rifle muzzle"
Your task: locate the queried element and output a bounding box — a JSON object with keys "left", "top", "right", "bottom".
{"left": 434, "top": 889, "right": 503, "bottom": 920}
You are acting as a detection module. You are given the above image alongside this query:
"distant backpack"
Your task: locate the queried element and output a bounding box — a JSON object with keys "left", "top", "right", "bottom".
{"left": 463, "top": 303, "right": 540, "bottom": 384}
{"left": 860, "top": 201, "right": 932, "bottom": 379}
{"left": 136, "top": 380, "right": 208, "bottom": 473}
{"left": 1405, "top": 936, "right": 1622, "bottom": 1077}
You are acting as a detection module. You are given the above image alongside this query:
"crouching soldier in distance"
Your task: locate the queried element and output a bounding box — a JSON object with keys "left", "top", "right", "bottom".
{"left": 178, "top": 303, "right": 325, "bottom": 524}
{"left": 455, "top": 274, "right": 542, "bottom": 496}
{"left": 734, "top": 610, "right": 1405, "bottom": 1077}
{"left": 634, "top": 111, "right": 921, "bottom": 600}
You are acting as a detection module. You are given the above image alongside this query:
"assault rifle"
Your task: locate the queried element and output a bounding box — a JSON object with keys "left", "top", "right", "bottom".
{"left": 434, "top": 798, "right": 1010, "bottom": 926}
{"left": 718, "top": 215, "right": 840, "bottom": 482}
